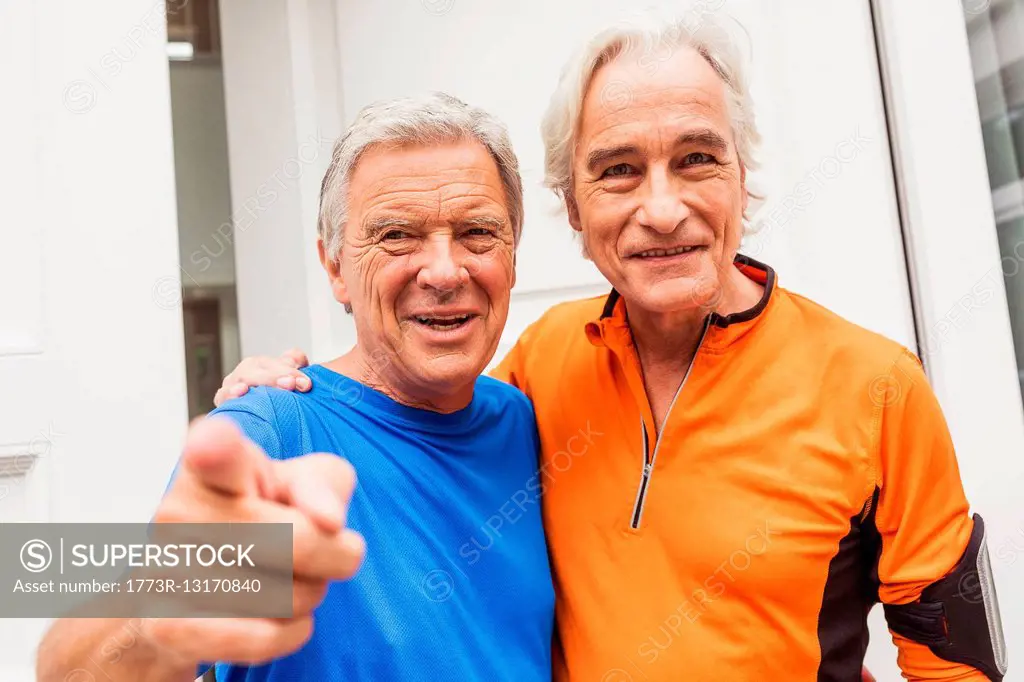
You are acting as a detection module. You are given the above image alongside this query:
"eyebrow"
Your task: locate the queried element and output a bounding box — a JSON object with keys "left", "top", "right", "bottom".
{"left": 361, "top": 214, "right": 508, "bottom": 239}
{"left": 676, "top": 129, "right": 730, "bottom": 156}
{"left": 460, "top": 215, "right": 508, "bottom": 231}
{"left": 362, "top": 216, "right": 416, "bottom": 240}
{"left": 586, "top": 145, "right": 637, "bottom": 174}
{"left": 585, "top": 128, "right": 731, "bottom": 173}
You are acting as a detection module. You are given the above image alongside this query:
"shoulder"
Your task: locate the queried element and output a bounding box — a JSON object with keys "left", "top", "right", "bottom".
{"left": 491, "top": 293, "right": 608, "bottom": 389}
{"left": 777, "top": 287, "right": 914, "bottom": 375}
{"left": 473, "top": 375, "right": 540, "bottom": 454}
{"left": 475, "top": 375, "right": 535, "bottom": 415}
{"left": 473, "top": 376, "right": 539, "bottom": 438}
{"left": 211, "top": 385, "right": 304, "bottom": 426}
{"left": 209, "top": 386, "right": 308, "bottom": 459}
{"left": 507, "top": 293, "right": 608, "bottom": 362}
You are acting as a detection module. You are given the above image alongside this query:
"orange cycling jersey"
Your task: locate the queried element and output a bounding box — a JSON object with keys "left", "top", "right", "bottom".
{"left": 494, "top": 256, "right": 984, "bottom": 681}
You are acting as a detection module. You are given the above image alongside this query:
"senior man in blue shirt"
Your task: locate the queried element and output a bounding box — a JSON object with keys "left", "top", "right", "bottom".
{"left": 36, "top": 92, "right": 554, "bottom": 682}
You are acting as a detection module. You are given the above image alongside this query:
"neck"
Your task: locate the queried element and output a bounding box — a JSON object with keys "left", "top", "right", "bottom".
{"left": 626, "top": 304, "right": 707, "bottom": 368}
{"left": 323, "top": 351, "right": 474, "bottom": 414}
{"left": 626, "top": 263, "right": 765, "bottom": 367}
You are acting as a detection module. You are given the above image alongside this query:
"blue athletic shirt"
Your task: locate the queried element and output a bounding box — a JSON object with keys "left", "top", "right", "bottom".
{"left": 198, "top": 364, "right": 554, "bottom": 681}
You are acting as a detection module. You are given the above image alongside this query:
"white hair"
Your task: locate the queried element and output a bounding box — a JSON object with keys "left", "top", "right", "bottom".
{"left": 317, "top": 92, "right": 524, "bottom": 262}
{"left": 540, "top": 9, "right": 762, "bottom": 218}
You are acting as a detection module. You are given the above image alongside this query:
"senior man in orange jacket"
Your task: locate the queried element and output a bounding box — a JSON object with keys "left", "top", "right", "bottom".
{"left": 211, "top": 12, "right": 1005, "bottom": 682}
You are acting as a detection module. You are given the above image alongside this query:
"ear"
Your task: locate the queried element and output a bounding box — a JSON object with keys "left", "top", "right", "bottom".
{"left": 511, "top": 251, "right": 517, "bottom": 290}
{"left": 565, "top": 190, "right": 583, "bottom": 233}
{"left": 318, "top": 238, "right": 352, "bottom": 308}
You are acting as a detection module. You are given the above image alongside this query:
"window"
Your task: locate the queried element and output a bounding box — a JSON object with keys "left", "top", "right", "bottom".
{"left": 965, "top": 0, "right": 1024, "bottom": 397}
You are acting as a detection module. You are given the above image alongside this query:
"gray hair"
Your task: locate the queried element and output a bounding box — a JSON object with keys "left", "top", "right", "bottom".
{"left": 317, "top": 92, "right": 524, "bottom": 262}
{"left": 540, "top": 9, "right": 762, "bottom": 216}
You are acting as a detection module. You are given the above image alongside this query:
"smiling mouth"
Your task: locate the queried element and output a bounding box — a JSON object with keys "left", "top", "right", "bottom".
{"left": 412, "top": 314, "right": 477, "bottom": 331}
{"left": 633, "top": 245, "right": 704, "bottom": 258}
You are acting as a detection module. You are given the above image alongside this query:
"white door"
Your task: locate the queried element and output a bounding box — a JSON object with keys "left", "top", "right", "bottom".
{"left": 0, "top": 1, "right": 188, "bottom": 679}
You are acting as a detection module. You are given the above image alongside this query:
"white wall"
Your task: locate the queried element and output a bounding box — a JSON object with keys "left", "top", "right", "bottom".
{"left": 220, "top": 0, "right": 344, "bottom": 361}
{"left": 1, "top": 0, "right": 189, "bottom": 678}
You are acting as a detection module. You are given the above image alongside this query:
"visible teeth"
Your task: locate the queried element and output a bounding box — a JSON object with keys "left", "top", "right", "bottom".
{"left": 637, "top": 245, "right": 696, "bottom": 258}
{"left": 414, "top": 314, "right": 471, "bottom": 328}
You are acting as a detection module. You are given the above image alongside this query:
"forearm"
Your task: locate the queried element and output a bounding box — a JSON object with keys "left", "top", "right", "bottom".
{"left": 37, "top": 618, "right": 196, "bottom": 682}
{"left": 894, "top": 632, "right": 995, "bottom": 680}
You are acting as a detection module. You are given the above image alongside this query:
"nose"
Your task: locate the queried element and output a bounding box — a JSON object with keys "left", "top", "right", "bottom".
{"left": 416, "top": 234, "right": 470, "bottom": 293}
{"left": 636, "top": 166, "right": 690, "bottom": 234}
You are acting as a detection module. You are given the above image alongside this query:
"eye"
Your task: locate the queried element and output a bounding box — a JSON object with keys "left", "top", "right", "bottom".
{"left": 682, "top": 152, "right": 716, "bottom": 166}
{"left": 601, "top": 163, "right": 635, "bottom": 178}
{"left": 381, "top": 229, "right": 410, "bottom": 241}
{"left": 465, "top": 227, "right": 495, "bottom": 237}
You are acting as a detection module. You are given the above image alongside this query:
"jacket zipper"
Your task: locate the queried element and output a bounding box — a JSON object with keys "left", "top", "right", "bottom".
{"left": 629, "top": 419, "right": 651, "bottom": 528}
{"left": 629, "top": 317, "right": 711, "bottom": 529}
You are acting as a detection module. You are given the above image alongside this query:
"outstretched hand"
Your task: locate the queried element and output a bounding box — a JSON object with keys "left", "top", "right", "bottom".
{"left": 145, "top": 417, "right": 363, "bottom": 666}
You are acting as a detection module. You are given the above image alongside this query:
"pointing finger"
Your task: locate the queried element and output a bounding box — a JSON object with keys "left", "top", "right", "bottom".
{"left": 182, "top": 417, "right": 265, "bottom": 498}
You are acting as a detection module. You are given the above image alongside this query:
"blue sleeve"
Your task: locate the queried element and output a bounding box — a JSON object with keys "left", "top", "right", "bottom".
{"left": 524, "top": 398, "right": 542, "bottom": 469}
{"left": 502, "top": 383, "right": 542, "bottom": 468}
{"left": 163, "top": 388, "right": 289, "bottom": 496}
{"left": 208, "top": 388, "right": 288, "bottom": 459}
{"left": 195, "top": 661, "right": 237, "bottom": 680}
{"left": 196, "top": 659, "right": 239, "bottom": 680}
{"left": 530, "top": 411, "right": 542, "bottom": 467}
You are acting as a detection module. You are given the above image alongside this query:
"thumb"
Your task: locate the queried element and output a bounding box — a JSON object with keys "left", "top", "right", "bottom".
{"left": 181, "top": 417, "right": 266, "bottom": 498}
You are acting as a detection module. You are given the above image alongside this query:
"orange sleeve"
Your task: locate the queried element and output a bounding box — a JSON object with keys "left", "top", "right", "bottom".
{"left": 874, "top": 349, "right": 985, "bottom": 680}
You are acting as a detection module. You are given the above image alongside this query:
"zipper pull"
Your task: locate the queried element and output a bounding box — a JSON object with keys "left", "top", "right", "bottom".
{"left": 642, "top": 463, "right": 653, "bottom": 478}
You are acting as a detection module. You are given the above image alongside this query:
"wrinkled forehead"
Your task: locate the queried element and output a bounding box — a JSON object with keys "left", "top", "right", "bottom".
{"left": 352, "top": 140, "right": 500, "bottom": 191}
{"left": 347, "top": 141, "right": 511, "bottom": 225}
{"left": 577, "top": 45, "right": 733, "bottom": 150}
